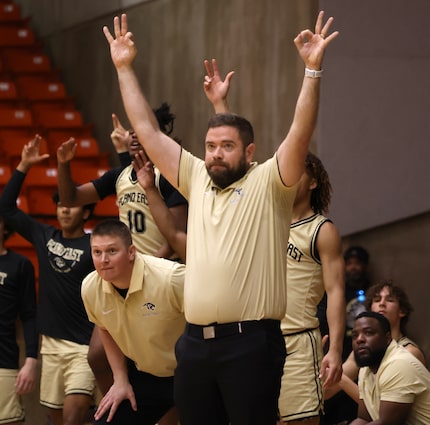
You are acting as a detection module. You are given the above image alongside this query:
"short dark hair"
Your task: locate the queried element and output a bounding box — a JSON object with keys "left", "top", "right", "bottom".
{"left": 91, "top": 219, "right": 132, "bottom": 247}
{"left": 52, "top": 192, "right": 96, "bottom": 219}
{"left": 344, "top": 246, "right": 369, "bottom": 265}
{"left": 207, "top": 113, "right": 254, "bottom": 147}
{"left": 355, "top": 311, "right": 391, "bottom": 334}
{"left": 305, "top": 152, "right": 332, "bottom": 214}
{"left": 364, "top": 281, "right": 413, "bottom": 333}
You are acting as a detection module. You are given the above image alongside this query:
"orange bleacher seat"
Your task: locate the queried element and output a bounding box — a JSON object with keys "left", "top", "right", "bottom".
{"left": 46, "top": 133, "right": 108, "bottom": 167}
{"left": 0, "top": 163, "right": 11, "bottom": 185}
{"left": 34, "top": 108, "right": 83, "bottom": 129}
{"left": 2, "top": 49, "right": 51, "bottom": 73}
{"left": 0, "top": 128, "right": 37, "bottom": 143}
{"left": 30, "top": 98, "right": 76, "bottom": 117}
{"left": 16, "top": 193, "right": 29, "bottom": 212}
{"left": 0, "top": 134, "right": 49, "bottom": 168}
{"left": 0, "top": 106, "right": 33, "bottom": 127}
{"left": 0, "top": 2, "right": 22, "bottom": 22}
{"left": 5, "top": 230, "right": 31, "bottom": 249}
{"left": 18, "top": 80, "right": 67, "bottom": 101}
{"left": 94, "top": 195, "right": 119, "bottom": 218}
{"left": 69, "top": 164, "right": 109, "bottom": 185}
{"left": 0, "top": 79, "right": 18, "bottom": 99}
{"left": 23, "top": 165, "right": 58, "bottom": 215}
{"left": 84, "top": 218, "right": 99, "bottom": 233}
{"left": 0, "top": 129, "right": 35, "bottom": 163}
{"left": 14, "top": 72, "right": 61, "bottom": 88}
{"left": 44, "top": 127, "right": 92, "bottom": 143}
{"left": 0, "top": 25, "right": 35, "bottom": 47}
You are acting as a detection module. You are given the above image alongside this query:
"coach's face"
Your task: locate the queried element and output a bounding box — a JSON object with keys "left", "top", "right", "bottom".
{"left": 352, "top": 317, "right": 390, "bottom": 371}
{"left": 205, "top": 126, "right": 255, "bottom": 189}
{"left": 91, "top": 234, "right": 135, "bottom": 289}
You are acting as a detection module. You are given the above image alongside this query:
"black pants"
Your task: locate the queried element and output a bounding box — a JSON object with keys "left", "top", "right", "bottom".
{"left": 95, "top": 359, "right": 174, "bottom": 425}
{"left": 174, "top": 320, "right": 286, "bottom": 425}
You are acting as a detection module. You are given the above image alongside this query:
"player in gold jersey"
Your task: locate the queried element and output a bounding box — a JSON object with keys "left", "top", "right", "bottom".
{"left": 279, "top": 152, "right": 345, "bottom": 424}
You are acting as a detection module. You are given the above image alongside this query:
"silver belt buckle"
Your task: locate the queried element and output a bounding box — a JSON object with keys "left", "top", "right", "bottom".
{"left": 203, "top": 325, "right": 215, "bottom": 339}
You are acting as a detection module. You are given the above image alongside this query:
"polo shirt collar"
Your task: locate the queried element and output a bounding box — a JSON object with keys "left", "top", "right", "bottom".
{"left": 100, "top": 255, "right": 145, "bottom": 295}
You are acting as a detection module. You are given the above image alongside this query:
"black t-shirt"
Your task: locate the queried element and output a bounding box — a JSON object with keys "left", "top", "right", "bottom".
{"left": 0, "top": 170, "right": 95, "bottom": 346}
{"left": 0, "top": 250, "right": 38, "bottom": 368}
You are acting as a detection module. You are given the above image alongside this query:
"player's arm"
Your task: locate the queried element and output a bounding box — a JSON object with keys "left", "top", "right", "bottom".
{"left": 57, "top": 138, "right": 101, "bottom": 206}
{"left": 153, "top": 202, "right": 187, "bottom": 261}
{"left": 324, "top": 350, "right": 360, "bottom": 401}
{"left": 349, "top": 399, "right": 372, "bottom": 424}
{"left": 16, "top": 259, "right": 38, "bottom": 395}
{"left": 277, "top": 11, "right": 338, "bottom": 187}
{"left": 317, "top": 220, "right": 345, "bottom": 388}
{"left": 104, "top": 14, "right": 180, "bottom": 187}
{"left": 94, "top": 327, "right": 137, "bottom": 422}
{"left": 16, "top": 357, "right": 38, "bottom": 395}
{"left": 376, "top": 400, "right": 412, "bottom": 425}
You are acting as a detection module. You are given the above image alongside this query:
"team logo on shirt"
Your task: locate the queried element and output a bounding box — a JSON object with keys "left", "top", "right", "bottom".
{"left": 141, "top": 302, "right": 158, "bottom": 316}
{"left": 230, "top": 187, "right": 245, "bottom": 204}
{"left": 0, "top": 271, "right": 6, "bottom": 285}
{"left": 46, "top": 239, "right": 85, "bottom": 273}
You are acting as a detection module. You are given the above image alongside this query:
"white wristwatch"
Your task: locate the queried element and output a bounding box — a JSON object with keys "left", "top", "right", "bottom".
{"left": 305, "top": 68, "right": 323, "bottom": 78}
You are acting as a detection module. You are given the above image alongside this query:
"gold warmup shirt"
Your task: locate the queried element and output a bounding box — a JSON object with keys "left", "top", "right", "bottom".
{"left": 359, "top": 340, "right": 430, "bottom": 424}
{"left": 116, "top": 165, "right": 166, "bottom": 255}
{"left": 282, "top": 214, "right": 329, "bottom": 334}
{"left": 82, "top": 253, "right": 185, "bottom": 377}
{"left": 178, "top": 150, "right": 296, "bottom": 325}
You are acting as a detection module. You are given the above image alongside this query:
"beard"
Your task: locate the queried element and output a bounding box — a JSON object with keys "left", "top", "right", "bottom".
{"left": 206, "top": 156, "right": 248, "bottom": 189}
{"left": 354, "top": 345, "right": 387, "bottom": 369}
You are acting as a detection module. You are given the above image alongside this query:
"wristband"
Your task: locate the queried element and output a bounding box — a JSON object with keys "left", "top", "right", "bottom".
{"left": 305, "top": 68, "right": 323, "bottom": 78}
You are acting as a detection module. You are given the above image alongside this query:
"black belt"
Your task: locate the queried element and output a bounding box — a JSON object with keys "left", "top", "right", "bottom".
{"left": 186, "top": 320, "right": 279, "bottom": 340}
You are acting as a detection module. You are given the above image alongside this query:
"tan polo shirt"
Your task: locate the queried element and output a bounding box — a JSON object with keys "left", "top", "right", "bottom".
{"left": 82, "top": 253, "right": 185, "bottom": 377}
{"left": 358, "top": 340, "right": 430, "bottom": 424}
{"left": 178, "top": 149, "right": 296, "bottom": 325}
{"left": 282, "top": 214, "right": 328, "bottom": 334}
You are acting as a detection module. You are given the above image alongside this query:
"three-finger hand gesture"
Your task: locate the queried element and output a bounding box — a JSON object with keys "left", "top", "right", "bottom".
{"left": 103, "top": 14, "right": 137, "bottom": 69}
